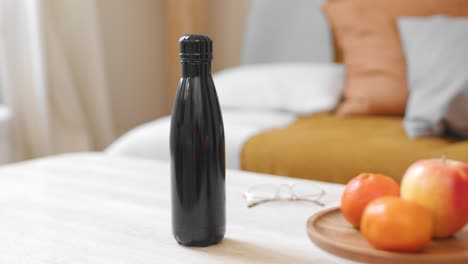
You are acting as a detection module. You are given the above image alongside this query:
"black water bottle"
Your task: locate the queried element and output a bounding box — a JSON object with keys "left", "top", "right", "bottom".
{"left": 170, "top": 35, "right": 225, "bottom": 247}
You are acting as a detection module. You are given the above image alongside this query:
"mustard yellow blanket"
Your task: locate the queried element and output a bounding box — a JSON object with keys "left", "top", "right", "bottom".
{"left": 241, "top": 113, "right": 468, "bottom": 184}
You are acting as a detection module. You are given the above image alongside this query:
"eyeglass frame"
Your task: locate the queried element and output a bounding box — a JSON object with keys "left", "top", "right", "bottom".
{"left": 243, "top": 183, "right": 326, "bottom": 208}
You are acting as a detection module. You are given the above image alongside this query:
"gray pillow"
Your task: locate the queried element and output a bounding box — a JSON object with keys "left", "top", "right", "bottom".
{"left": 242, "top": 0, "right": 333, "bottom": 65}
{"left": 398, "top": 16, "right": 468, "bottom": 139}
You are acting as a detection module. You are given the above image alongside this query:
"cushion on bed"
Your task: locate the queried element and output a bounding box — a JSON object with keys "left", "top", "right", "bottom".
{"left": 242, "top": 0, "right": 333, "bottom": 64}
{"left": 398, "top": 16, "right": 468, "bottom": 139}
{"left": 241, "top": 113, "right": 468, "bottom": 184}
{"left": 215, "top": 63, "right": 345, "bottom": 114}
{"left": 323, "top": 0, "right": 468, "bottom": 116}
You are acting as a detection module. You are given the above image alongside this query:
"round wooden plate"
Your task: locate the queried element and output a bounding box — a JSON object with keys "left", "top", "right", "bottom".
{"left": 307, "top": 207, "right": 468, "bottom": 264}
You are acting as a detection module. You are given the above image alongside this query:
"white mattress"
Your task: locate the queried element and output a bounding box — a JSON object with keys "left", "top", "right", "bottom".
{"left": 106, "top": 110, "right": 296, "bottom": 169}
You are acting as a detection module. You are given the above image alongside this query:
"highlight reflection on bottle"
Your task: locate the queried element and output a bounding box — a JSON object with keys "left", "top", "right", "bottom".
{"left": 170, "top": 35, "right": 226, "bottom": 247}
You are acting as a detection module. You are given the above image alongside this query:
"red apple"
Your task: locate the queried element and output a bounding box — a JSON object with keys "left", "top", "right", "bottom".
{"left": 401, "top": 158, "right": 468, "bottom": 238}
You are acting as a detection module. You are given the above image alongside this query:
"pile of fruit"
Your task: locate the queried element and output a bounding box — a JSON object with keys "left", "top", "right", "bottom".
{"left": 341, "top": 158, "right": 468, "bottom": 252}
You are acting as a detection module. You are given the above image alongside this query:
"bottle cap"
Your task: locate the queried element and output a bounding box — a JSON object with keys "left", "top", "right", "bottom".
{"left": 179, "top": 35, "right": 213, "bottom": 61}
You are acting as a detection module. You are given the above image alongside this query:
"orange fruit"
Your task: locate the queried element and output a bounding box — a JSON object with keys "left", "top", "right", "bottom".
{"left": 361, "top": 197, "right": 433, "bottom": 252}
{"left": 341, "top": 173, "right": 400, "bottom": 227}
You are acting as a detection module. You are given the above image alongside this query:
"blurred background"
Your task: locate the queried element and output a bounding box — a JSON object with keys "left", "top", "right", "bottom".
{"left": 1, "top": 0, "right": 467, "bottom": 182}
{"left": 0, "top": 0, "right": 249, "bottom": 162}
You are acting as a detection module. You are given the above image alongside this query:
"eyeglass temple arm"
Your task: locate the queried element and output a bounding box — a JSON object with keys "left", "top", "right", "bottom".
{"left": 296, "top": 198, "right": 325, "bottom": 207}
{"left": 247, "top": 198, "right": 276, "bottom": 208}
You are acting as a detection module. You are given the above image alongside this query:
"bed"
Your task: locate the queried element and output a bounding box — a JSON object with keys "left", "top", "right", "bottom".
{"left": 106, "top": 0, "right": 341, "bottom": 170}
{"left": 106, "top": 0, "right": 468, "bottom": 184}
{"left": 106, "top": 110, "right": 296, "bottom": 169}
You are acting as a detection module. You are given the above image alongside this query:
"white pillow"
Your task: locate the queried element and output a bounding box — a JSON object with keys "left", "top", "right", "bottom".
{"left": 213, "top": 63, "right": 345, "bottom": 115}
{"left": 399, "top": 16, "right": 468, "bottom": 139}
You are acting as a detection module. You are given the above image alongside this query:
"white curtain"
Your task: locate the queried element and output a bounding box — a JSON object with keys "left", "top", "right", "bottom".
{"left": 0, "top": 0, "right": 114, "bottom": 161}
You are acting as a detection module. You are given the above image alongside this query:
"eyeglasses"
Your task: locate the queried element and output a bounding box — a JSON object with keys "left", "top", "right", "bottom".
{"left": 243, "top": 183, "right": 325, "bottom": 208}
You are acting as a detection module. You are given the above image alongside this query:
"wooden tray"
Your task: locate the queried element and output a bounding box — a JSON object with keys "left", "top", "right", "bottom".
{"left": 307, "top": 207, "right": 468, "bottom": 264}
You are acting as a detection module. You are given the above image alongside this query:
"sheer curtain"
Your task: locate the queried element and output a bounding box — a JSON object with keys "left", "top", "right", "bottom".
{"left": 0, "top": 0, "right": 114, "bottom": 161}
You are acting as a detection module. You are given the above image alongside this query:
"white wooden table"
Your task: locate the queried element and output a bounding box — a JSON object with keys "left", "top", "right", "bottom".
{"left": 0, "top": 153, "right": 354, "bottom": 263}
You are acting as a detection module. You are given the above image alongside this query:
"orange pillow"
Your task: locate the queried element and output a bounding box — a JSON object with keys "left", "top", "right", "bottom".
{"left": 323, "top": 0, "right": 468, "bottom": 116}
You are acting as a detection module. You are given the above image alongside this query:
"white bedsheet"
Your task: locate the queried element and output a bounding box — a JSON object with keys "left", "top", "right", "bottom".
{"left": 106, "top": 110, "right": 296, "bottom": 169}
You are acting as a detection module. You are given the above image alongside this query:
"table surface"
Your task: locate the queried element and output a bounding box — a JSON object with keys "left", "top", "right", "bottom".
{"left": 0, "top": 153, "right": 354, "bottom": 263}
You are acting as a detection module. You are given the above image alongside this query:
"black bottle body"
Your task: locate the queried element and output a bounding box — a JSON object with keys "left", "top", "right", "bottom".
{"left": 170, "top": 61, "right": 226, "bottom": 247}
